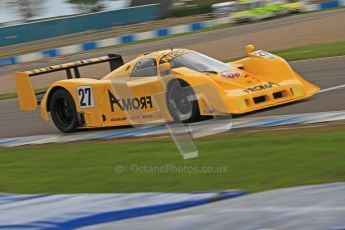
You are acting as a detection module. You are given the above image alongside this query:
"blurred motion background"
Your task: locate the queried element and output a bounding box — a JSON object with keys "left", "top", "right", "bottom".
{"left": 0, "top": 0, "right": 337, "bottom": 48}
{"left": 0, "top": 0, "right": 311, "bottom": 26}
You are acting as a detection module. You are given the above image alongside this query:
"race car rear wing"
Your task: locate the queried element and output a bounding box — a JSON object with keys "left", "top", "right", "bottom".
{"left": 14, "top": 54, "right": 124, "bottom": 112}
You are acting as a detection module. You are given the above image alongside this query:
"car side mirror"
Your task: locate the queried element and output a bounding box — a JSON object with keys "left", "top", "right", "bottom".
{"left": 246, "top": 44, "right": 255, "bottom": 55}
{"left": 159, "top": 62, "right": 171, "bottom": 77}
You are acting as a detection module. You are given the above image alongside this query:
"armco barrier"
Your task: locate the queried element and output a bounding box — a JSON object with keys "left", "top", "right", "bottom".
{"left": 1, "top": 110, "right": 344, "bottom": 148}
{"left": 0, "top": 1, "right": 344, "bottom": 67}
{"left": 0, "top": 4, "right": 160, "bottom": 47}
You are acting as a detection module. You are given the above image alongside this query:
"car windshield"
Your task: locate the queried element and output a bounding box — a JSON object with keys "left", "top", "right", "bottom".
{"left": 164, "top": 51, "right": 231, "bottom": 73}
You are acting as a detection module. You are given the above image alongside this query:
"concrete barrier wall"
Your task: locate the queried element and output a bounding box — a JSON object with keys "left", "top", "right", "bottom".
{"left": 0, "top": 4, "right": 160, "bottom": 47}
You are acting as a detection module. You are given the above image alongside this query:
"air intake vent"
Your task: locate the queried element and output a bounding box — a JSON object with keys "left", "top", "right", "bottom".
{"left": 273, "top": 91, "right": 283, "bottom": 99}
{"left": 253, "top": 96, "right": 266, "bottom": 104}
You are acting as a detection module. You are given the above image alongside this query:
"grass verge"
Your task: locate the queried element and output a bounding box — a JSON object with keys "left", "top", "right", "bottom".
{"left": 227, "top": 41, "right": 345, "bottom": 62}
{"left": 1, "top": 126, "right": 345, "bottom": 194}
{"left": 0, "top": 92, "right": 17, "bottom": 100}
{"left": 272, "top": 41, "right": 345, "bottom": 61}
{"left": 0, "top": 87, "right": 47, "bottom": 100}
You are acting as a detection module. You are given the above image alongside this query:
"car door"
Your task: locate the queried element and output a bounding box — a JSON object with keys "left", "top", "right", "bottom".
{"left": 126, "top": 58, "right": 169, "bottom": 123}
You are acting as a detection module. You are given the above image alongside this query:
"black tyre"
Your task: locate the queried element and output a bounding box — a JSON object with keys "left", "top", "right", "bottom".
{"left": 167, "top": 80, "right": 200, "bottom": 123}
{"left": 49, "top": 89, "right": 78, "bottom": 133}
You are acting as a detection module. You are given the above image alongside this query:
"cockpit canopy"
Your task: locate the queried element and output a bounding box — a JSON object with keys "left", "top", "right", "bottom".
{"left": 160, "top": 50, "right": 231, "bottom": 74}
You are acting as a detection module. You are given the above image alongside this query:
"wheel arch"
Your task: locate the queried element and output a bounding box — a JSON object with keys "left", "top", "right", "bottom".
{"left": 166, "top": 78, "right": 201, "bottom": 123}
{"left": 44, "top": 86, "right": 79, "bottom": 133}
{"left": 166, "top": 78, "right": 190, "bottom": 90}
{"left": 166, "top": 78, "right": 199, "bottom": 108}
{"left": 45, "top": 86, "right": 70, "bottom": 112}
{"left": 166, "top": 77, "right": 220, "bottom": 116}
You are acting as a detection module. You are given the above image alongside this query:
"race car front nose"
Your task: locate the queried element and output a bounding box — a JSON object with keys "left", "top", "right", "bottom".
{"left": 225, "top": 84, "right": 306, "bottom": 114}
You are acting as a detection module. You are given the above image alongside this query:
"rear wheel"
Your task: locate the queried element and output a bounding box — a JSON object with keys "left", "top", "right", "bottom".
{"left": 49, "top": 89, "right": 78, "bottom": 133}
{"left": 167, "top": 80, "right": 200, "bottom": 123}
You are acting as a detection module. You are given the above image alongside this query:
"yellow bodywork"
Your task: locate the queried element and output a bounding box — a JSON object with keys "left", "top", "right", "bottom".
{"left": 15, "top": 72, "right": 37, "bottom": 112}
{"left": 14, "top": 45, "right": 320, "bottom": 129}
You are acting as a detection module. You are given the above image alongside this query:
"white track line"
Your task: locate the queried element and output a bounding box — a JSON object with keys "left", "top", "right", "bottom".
{"left": 290, "top": 55, "right": 345, "bottom": 63}
{"left": 237, "top": 124, "right": 328, "bottom": 134}
{"left": 318, "top": 84, "right": 345, "bottom": 94}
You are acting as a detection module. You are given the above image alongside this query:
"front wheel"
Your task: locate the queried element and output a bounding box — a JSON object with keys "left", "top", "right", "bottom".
{"left": 167, "top": 80, "right": 200, "bottom": 123}
{"left": 49, "top": 89, "right": 79, "bottom": 133}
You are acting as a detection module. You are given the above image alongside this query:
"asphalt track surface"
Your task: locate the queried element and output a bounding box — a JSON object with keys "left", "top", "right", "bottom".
{"left": 0, "top": 56, "right": 344, "bottom": 138}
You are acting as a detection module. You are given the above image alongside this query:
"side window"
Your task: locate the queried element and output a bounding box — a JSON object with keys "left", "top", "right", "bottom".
{"left": 131, "top": 58, "right": 157, "bottom": 77}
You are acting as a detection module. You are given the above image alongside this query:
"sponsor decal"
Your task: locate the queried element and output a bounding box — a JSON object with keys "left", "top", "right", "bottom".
{"left": 108, "top": 90, "right": 153, "bottom": 112}
{"left": 161, "top": 50, "right": 189, "bottom": 63}
{"left": 111, "top": 117, "right": 127, "bottom": 122}
{"left": 252, "top": 50, "right": 275, "bottom": 59}
{"left": 221, "top": 70, "right": 241, "bottom": 79}
{"left": 77, "top": 86, "right": 95, "bottom": 109}
{"left": 27, "top": 57, "right": 108, "bottom": 74}
{"left": 244, "top": 82, "right": 279, "bottom": 93}
{"left": 110, "top": 114, "right": 155, "bottom": 122}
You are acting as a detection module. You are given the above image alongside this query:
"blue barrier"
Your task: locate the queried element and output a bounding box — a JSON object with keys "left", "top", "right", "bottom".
{"left": 320, "top": 0, "right": 340, "bottom": 9}
{"left": 191, "top": 22, "right": 206, "bottom": 31}
{"left": 157, "top": 28, "right": 170, "bottom": 37}
{"left": 42, "top": 49, "right": 59, "bottom": 58}
{"left": 82, "top": 42, "right": 97, "bottom": 51}
{"left": 121, "top": 35, "right": 135, "bottom": 43}
{"left": 0, "top": 57, "right": 16, "bottom": 66}
{"left": 0, "top": 5, "right": 160, "bottom": 47}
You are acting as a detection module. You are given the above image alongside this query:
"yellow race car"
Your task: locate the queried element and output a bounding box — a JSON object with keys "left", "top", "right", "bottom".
{"left": 15, "top": 45, "right": 319, "bottom": 133}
